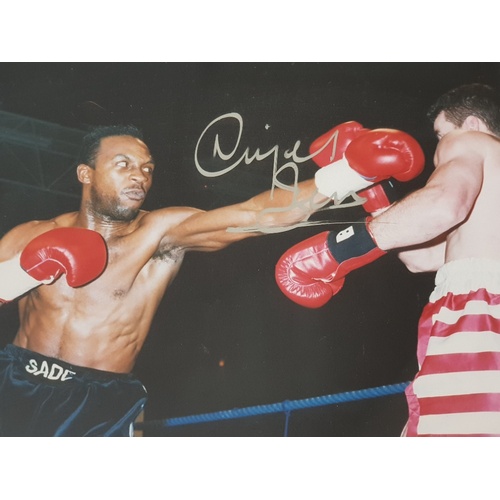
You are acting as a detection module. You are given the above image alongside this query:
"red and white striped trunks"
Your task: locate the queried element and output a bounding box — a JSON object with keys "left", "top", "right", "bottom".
{"left": 404, "top": 258, "right": 500, "bottom": 437}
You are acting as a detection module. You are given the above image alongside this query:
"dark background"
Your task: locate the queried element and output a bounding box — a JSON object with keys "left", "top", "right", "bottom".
{"left": 1, "top": 62, "right": 499, "bottom": 436}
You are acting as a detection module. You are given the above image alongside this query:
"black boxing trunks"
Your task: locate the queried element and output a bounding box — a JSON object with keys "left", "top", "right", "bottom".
{"left": 0, "top": 344, "right": 147, "bottom": 436}
{"left": 404, "top": 258, "right": 500, "bottom": 436}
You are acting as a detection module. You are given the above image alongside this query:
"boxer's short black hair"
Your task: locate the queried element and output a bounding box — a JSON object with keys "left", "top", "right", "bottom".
{"left": 427, "top": 83, "right": 500, "bottom": 136}
{"left": 78, "top": 124, "right": 144, "bottom": 168}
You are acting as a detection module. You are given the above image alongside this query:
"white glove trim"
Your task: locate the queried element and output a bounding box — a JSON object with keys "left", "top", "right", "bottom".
{"left": 314, "top": 155, "right": 374, "bottom": 200}
{"left": 0, "top": 254, "right": 48, "bottom": 301}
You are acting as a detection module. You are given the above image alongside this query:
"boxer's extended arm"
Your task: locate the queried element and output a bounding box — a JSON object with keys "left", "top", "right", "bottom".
{"left": 314, "top": 127, "right": 425, "bottom": 200}
{"left": 162, "top": 178, "right": 326, "bottom": 252}
{"left": 0, "top": 226, "right": 107, "bottom": 303}
{"left": 162, "top": 125, "right": 425, "bottom": 253}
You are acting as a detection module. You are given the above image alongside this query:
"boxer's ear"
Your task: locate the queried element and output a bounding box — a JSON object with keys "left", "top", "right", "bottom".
{"left": 463, "top": 115, "right": 485, "bottom": 132}
{"left": 77, "top": 164, "right": 93, "bottom": 184}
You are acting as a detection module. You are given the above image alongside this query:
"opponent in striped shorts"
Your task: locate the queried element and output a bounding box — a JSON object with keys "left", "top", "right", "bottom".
{"left": 404, "top": 258, "right": 500, "bottom": 436}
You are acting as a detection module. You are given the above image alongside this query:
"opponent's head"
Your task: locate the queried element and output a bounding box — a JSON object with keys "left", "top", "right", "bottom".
{"left": 427, "top": 83, "right": 500, "bottom": 138}
{"left": 76, "top": 125, "right": 155, "bottom": 222}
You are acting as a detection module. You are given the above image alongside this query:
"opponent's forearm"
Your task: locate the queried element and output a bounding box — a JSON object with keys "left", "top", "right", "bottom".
{"left": 368, "top": 184, "right": 466, "bottom": 251}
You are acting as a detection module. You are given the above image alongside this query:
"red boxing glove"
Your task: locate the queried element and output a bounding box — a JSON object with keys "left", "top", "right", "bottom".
{"left": 21, "top": 227, "right": 107, "bottom": 286}
{"left": 275, "top": 219, "right": 385, "bottom": 308}
{"left": 0, "top": 227, "right": 107, "bottom": 303}
{"left": 309, "top": 121, "right": 370, "bottom": 168}
{"left": 314, "top": 127, "right": 424, "bottom": 200}
{"left": 346, "top": 129, "right": 425, "bottom": 182}
{"left": 358, "top": 179, "right": 400, "bottom": 215}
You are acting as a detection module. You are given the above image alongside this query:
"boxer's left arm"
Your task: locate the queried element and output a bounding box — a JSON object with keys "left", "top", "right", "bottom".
{"left": 154, "top": 124, "right": 425, "bottom": 254}
{"left": 160, "top": 177, "right": 327, "bottom": 252}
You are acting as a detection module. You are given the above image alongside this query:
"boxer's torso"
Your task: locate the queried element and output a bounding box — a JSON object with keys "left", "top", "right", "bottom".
{"left": 444, "top": 133, "right": 500, "bottom": 263}
{"left": 12, "top": 209, "right": 191, "bottom": 373}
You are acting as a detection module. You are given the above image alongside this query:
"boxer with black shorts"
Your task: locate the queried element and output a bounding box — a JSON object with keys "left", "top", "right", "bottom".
{"left": 0, "top": 345, "right": 147, "bottom": 436}
{"left": 0, "top": 122, "right": 423, "bottom": 436}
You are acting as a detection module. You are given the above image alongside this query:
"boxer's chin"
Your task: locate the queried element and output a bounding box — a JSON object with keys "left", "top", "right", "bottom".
{"left": 109, "top": 206, "right": 140, "bottom": 222}
{"left": 87, "top": 191, "right": 141, "bottom": 222}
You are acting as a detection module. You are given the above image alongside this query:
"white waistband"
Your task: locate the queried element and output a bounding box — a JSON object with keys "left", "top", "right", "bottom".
{"left": 430, "top": 258, "right": 500, "bottom": 302}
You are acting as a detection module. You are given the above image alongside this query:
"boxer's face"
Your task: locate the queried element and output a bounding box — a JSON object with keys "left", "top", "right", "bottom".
{"left": 80, "top": 135, "right": 155, "bottom": 221}
{"left": 433, "top": 111, "right": 459, "bottom": 140}
{"left": 434, "top": 110, "right": 491, "bottom": 142}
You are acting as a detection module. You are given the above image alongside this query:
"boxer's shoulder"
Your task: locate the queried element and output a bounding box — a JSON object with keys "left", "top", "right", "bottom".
{"left": 138, "top": 206, "right": 204, "bottom": 233}
{"left": 0, "top": 220, "right": 55, "bottom": 256}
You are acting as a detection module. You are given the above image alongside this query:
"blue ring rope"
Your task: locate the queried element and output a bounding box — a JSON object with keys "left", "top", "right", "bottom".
{"left": 137, "top": 381, "right": 410, "bottom": 430}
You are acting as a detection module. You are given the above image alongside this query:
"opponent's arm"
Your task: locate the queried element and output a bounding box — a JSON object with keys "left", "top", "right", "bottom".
{"left": 275, "top": 131, "right": 485, "bottom": 307}
{"left": 369, "top": 131, "right": 485, "bottom": 251}
{"left": 275, "top": 218, "right": 385, "bottom": 308}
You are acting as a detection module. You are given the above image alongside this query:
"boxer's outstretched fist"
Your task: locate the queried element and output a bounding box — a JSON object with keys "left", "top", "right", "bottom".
{"left": 275, "top": 219, "right": 385, "bottom": 308}
{"left": 309, "top": 121, "right": 369, "bottom": 168}
{"left": 313, "top": 126, "right": 425, "bottom": 200}
{"left": 0, "top": 227, "right": 107, "bottom": 303}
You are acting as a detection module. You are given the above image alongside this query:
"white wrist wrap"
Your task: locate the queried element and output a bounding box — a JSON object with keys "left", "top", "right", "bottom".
{"left": 0, "top": 254, "right": 45, "bottom": 301}
{"left": 314, "top": 156, "right": 374, "bottom": 200}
